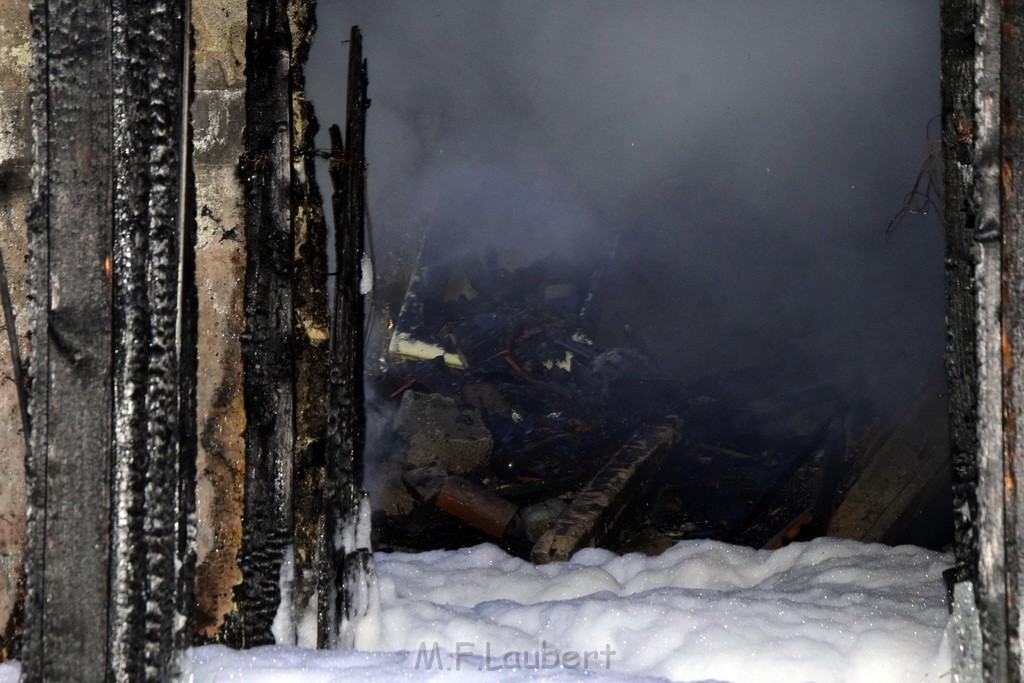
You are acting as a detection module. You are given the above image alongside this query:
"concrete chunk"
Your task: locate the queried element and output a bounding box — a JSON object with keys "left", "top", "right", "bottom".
{"left": 394, "top": 391, "right": 493, "bottom": 473}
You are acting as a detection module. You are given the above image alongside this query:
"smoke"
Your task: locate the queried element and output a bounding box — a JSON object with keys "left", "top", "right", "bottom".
{"left": 308, "top": 0, "right": 943, "bottom": 412}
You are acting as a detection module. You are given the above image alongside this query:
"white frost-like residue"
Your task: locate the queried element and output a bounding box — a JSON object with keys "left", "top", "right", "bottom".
{"left": 360, "top": 253, "right": 374, "bottom": 295}
{"left": 183, "top": 537, "right": 952, "bottom": 682}
{"left": 271, "top": 544, "right": 296, "bottom": 646}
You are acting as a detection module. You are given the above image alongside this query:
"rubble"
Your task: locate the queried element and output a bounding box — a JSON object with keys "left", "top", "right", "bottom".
{"left": 394, "top": 391, "right": 492, "bottom": 473}
{"left": 368, "top": 234, "right": 951, "bottom": 560}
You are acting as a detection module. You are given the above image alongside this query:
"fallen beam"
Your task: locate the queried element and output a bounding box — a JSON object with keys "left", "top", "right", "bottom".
{"left": 531, "top": 418, "right": 681, "bottom": 564}
{"left": 827, "top": 379, "right": 950, "bottom": 545}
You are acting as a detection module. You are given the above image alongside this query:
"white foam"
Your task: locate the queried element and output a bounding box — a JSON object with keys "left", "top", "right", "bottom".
{"left": 186, "top": 537, "right": 953, "bottom": 682}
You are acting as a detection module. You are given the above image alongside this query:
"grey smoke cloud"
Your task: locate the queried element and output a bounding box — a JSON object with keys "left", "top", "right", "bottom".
{"left": 307, "top": 0, "right": 943, "bottom": 410}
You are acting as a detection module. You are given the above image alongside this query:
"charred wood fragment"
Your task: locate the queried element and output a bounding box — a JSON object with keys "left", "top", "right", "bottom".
{"left": 728, "top": 419, "right": 833, "bottom": 547}
{"left": 289, "top": 0, "right": 331, "bottom": 649}
{"left": 531, "top": 419, "right": 681, "bottom": 564}
{"left": 226, "top": 0, "right": 295, "bottom": 648}
{"left": 998, "top": 0, "right": 1024, "bottom": 676}
{"left": 324, "top": 25, "right": 371, "bottom": 648}
{"left": 940, "top": 0, "right": 983, "bottom": 677}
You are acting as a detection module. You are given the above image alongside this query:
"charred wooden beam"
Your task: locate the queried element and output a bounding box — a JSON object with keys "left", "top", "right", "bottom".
{"left": 24, "top": 0, "right": 192, "bottom": 679}
{"left": 971, "top": 0, "right": 1008, "bottom": 674}
{"left": 226, "top": 0, "right": 295, "bottom": 648}
{"left": 289, "top": 0, "right": 331, "bottom": 649}
{"left": 324, "top": 25, "right": 372, "bottom": 648}
{"left": 999, "top": 0, "right": 1024, "bottom": 676}
{"left": 943, "top": 0, "right": 1024, "bottom": 677}
{"left": 531, "top": 419, "right": 681, "bottom": 564}
{"left": 942, "top": 0, "right": 979, "bottom": 581}
{"left": 24, "top": 2, "right": 114, "bottom": 676}
{"left": 826, "top": 386, "right": 949, "bottom": 545}
{"left": 110, "top": 1, "right": 194, "bottom": 677}
{"left": 941, "top": 0, "right": 985, "bottom": 678}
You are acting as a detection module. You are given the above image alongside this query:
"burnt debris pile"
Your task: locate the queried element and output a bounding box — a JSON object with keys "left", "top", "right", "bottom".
{"left": 365, "top": 238, "right": 953, "bottom": 560}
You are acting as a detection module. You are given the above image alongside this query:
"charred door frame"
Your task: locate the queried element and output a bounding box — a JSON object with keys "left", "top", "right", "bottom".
{"left": 944, "top": 0, "right": 1024, "bottom": 679}
{"left": 21, "top": 0, "right": 370, "bottom": 674}
{"left": 17, "top": 0, "right": 1024, "bottom": 678}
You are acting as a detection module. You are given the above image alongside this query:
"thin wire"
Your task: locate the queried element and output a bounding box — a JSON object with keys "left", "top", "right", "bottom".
{"left": 886, "top": 114, "right": 943, "bottom": 235}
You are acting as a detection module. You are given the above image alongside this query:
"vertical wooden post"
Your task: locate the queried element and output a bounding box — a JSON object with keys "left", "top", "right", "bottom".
{"left": 24, "top": 0, "right": 114, "bottom": 677}
{"left": 24, "top": 0, "right": 192, "bottom": 679}
{"left": 999, "top": 0, "right": 1024, "bottom": 673}
{"left": 227, "top": 0, "right": 295, "bottom": 647}
{"left": 289, "top": 0, "right": 332, "bottom": 649}
{"left": 946, "top": 0, "right": 1024, "bottom": 677}
{"left": 325, "top": 26, "right": 372, "bottom": 648}
{"left": 941, "top": 0, "right": 980, "bottom": 660}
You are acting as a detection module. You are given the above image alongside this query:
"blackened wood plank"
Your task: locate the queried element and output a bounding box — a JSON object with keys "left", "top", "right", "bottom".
{"left": 940, "top": 0, "right": 978, "bottom": 600}
{"left": 531, "top": 419, "right": 681, "bottom": 564}
{"left": 941, "top": 0, "right": 985, "bottom": 678}
{"left": 25, "top": 0, "right": 114, "bottom": 679}
{"left": 324, "top": 25, "right": 370, "bottom": 648}
{"left": 109, "top": 6, "right": 194, "bottom": 669}
{"left": 25, "top": 1, "right": 192, "bottom": 679}
{"left": 972, "top": 0, "right": 1010, "bottom": 679}
{"left": 20, "top": 0, "right": 48, "bottom": 671}
{"left": 227, "top": 0, "right": 295, "bottom": 648}
{"left": 289, "top": 0, "right": 330, "bottom": 649}
{"left": 1000, "top": 0, "right": 1024, "bottom": 674}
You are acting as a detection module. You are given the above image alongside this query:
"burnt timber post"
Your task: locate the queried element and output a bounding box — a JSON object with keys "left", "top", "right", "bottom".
{"left": 945, "top": 0, "right": 1024, "bottom": 678}
{"left": 223, "top": 0, "right": 296, "bottom": 647}
{"left": 325, "top": 26, "right": 372, "bottom": 648}
{"left": 289, "top": 0, "right": 332, "bottom": 650}
{"left": 23, "top": 0, "right": 192, "bottom": 680}
{"left": 10, "top": 0, "right": 370, "bottom": 670}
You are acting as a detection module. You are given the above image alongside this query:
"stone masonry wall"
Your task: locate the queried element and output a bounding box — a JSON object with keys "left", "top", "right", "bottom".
{"left": 0, "top": 0, "right": 30, "bottom": 658}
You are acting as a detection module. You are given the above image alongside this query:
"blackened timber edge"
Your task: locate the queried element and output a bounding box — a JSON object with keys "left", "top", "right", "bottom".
{"left": 940, "top": 0, "right": 979, "bottom": 649}
{"left": 324, "top": 25, "right": 370, "bottom": 648}
{"left": 24, "top": 0, "right": 114, "bottom": 680}
{"left": 288, "top": 0, "right": 331, "bottom": 649}
{"left": 226, "top": 0, "right": 295, "bottom": 647}
{"left": 973, "top": 0, "right": 1010, "bottom": 679}
{"left": 1000, "top": 0, "right": 1024, "bottom": 673}
{"left": 530, "top": 420, "right": 681, "bottom": 564}
{"left": 137, "top": 1, "right": 191, "bottom": 677}
{"left": 176, "top": 1, "right": 200, "bottom": 658}
{"left": 21, "top": 0, "right": 50, "bottom": 671}
{"left": 109, "top": 0, "right": 153, "bottom": 676}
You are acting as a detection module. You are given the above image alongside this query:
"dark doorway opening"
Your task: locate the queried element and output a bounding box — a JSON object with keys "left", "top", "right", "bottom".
{"left": 307, "top": 1, "right": 949, "bottom": 558}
